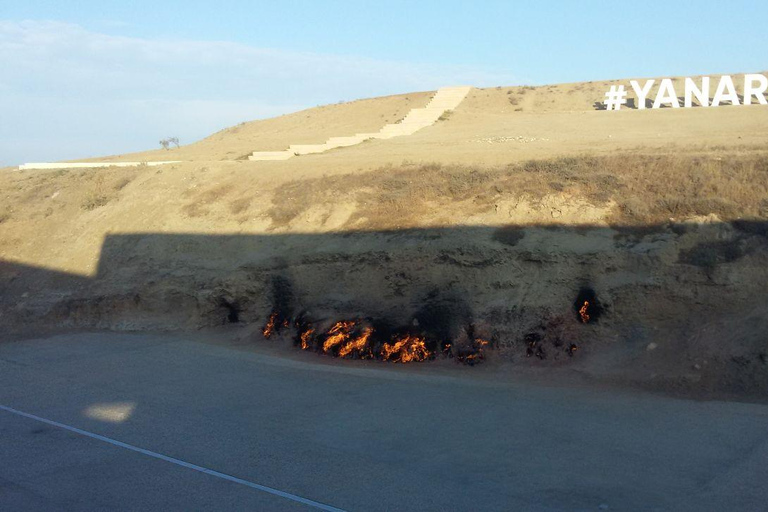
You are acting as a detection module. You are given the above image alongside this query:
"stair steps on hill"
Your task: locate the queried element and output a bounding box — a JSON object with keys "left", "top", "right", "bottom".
{"left": 247, "top": 86, "right": 472, "bottom": 161}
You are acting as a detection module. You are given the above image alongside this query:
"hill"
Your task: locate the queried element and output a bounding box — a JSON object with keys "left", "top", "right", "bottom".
{"left": 2, "top": 73, "right": 768, "bottom": 399}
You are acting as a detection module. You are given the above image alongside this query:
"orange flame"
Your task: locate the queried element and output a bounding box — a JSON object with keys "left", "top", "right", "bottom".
{"left": 338, "top": 327, "right": 373, "bottom": 358}
{"left": 453, "top": 337, "right": 489, "bottom": 364}
{"left": 579, "top": 301, "right": 590, "bottom": 323}
{"left": 300, "top": 328, "right": 315, "bottom": 350}
{"left": 262, "top": 312, "right": 278, "bottom": 338}
{"left": 280, "top": 315, "right": 489, "bottom": 365}
{"left": 322, "top": 321, "right": 356, "bottom": 353}
{"left": 381, "top": 334, "right": 430, "bottom": 363}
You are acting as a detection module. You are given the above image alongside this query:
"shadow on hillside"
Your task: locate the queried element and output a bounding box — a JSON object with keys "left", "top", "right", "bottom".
{"left": 594, "top": 95, "right": 746, "bottom": 110}
{"left": 2, "top": 220, "right": 767, "bottom": 395}
{"left": 1, "top": 219, "right": 766, "bottom": 330}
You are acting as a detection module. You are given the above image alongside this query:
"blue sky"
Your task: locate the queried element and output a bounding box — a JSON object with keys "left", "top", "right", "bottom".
{"left": 1, "top": 1, "right": 766, "bottom": 165}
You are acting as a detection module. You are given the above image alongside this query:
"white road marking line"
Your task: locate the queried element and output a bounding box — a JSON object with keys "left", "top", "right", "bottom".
{"left": 0, "top": 404, "right": 346, "bottom": 512}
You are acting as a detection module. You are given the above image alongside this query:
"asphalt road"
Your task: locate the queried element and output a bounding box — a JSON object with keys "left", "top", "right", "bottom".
{"left": 1, "top": 332, "right": 767, "bottom": 511}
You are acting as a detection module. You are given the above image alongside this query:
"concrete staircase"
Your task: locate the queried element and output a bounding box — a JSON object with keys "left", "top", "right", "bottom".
{"left": 248, "top": 86, "right": 472, "bottom": 161}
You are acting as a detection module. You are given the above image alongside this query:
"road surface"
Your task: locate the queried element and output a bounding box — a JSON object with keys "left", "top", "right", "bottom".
{"left": 1, "top": 332, "right": 767, "bottom": 511}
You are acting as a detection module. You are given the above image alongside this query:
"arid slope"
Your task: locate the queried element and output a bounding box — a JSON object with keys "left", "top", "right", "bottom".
{"left": 2, "top": 73, "right": 768, "bottom": 399}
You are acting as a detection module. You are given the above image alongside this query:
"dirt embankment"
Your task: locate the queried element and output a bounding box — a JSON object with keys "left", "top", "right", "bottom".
{"left": 2, "top": 152, "right": 767, "bottom": 399}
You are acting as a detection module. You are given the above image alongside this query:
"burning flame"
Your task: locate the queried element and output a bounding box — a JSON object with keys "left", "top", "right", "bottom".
{"left": 338, "top": 327, "right": 373, "bottom": 359}
{"left": 381, "top": 334, "right": 430, "bottom": 363}
{"left": 322, "top": 321, "right": 356, "bottom": 353}
{"left": 262, "top": 312, "right": 278, "bottom": 338}
{"left": 579, "top": 301, "right": 590, "bottom": 324}
{"left": 263, "top": 312, "right": 490, "bottom": 365}
{"left": 300, "top": 327, "right": 315, "bottom": 350}
{"left": 454, "top": 337, "right": 489, "bottom": 365}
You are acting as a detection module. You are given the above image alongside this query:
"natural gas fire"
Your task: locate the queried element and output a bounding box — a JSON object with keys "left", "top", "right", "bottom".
{"left": 300, "top": 327, "right": 315, "bottom": 350}
{"left": 338, "top": 327, "right": 374, "bottom": 359}
{"left": 262, "top": 312, "right": 278, "bottom": 338}
{"left": 259, "top": 286, "right": 599, "bottom": 366}
{"left": 261, "top": 313, "right": 489, "bottom": 365}
{"left": 579, "top": 301, "right": 590, "bottom": 323}
{"left": 381, "top": 335, "right": 430, "bottom": 363}
{"left": 574, "top": 287, "right": 601, "bottom": 324}
{"left": 322, "top": 321, "right": 356, "bottom": 353}
{"left": 262, "top": 311, "right": 290, "bottom": 338}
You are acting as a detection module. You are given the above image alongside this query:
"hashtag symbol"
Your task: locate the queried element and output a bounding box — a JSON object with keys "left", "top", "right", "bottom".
{"left": 604, "top": 85, "right": 627, "bottom": 110}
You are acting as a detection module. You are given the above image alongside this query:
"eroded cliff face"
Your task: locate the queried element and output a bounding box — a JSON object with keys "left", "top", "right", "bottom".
{"left": 2, "top": 152, "right": 768, "bottom": 397}
{"left": 3, "top": 214, "right": 766, "bottom": 397}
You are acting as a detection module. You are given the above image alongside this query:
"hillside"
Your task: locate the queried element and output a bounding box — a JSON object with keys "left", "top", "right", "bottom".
{"left": 73, "top": 72, "right": 768, "bottom": 166}
{"left": 2, "top": 73, "right": 768, "bottom": 399}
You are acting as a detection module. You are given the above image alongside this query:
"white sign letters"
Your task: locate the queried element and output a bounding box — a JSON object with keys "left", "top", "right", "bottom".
{"left": 604, "top": 74, "right": 768, "bottom": 110}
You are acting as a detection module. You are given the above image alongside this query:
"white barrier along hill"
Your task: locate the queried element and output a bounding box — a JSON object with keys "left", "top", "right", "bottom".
{"left": 18, "top": 161, "right": 180, "bottom": 171}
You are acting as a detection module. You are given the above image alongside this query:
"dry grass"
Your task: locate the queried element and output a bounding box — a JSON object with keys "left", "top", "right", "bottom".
{"left": 229, "top": 197, "right": 252, "bottom": 214}
{"left": 113, "top": 176, "right": 134, "bottom": 191}
{"left": 0, "top": 167, "right": 143, "bottom": 224}
{"left": 81, "top": 175, "right": 110, "bottom": 211}
{"left": 182, "top": 183, "right": 234, "bottom": 217}
{"left": 266, "top": 152, "right": 768, "bottom": 229}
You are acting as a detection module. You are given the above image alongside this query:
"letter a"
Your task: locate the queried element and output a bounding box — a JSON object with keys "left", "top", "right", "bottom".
{"left": 653, "top": 79, "right": 680, "bottom": 109}
{"left": 712, "top": 75, "right": 740, "bottom": 106}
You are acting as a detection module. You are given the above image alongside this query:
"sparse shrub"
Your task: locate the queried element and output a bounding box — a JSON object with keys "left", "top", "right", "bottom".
{"left": 508, "top": 96, "right": 520, "bottom": 105}
{"left": 618, "top": 198, "right": 650, "bottom": 221}
{"left": 159, "top": 137, "right": 180, "bottom": 150}
{"left": 82, "top": 192, "right": 109, "bottom": 210}
{"left": 81, "top": 175, "right": 110, "bottom": 210}
{"left": 113, "top": 176, "right": 133, "bottom": 191}
{"left": 438, "top": 110, "right": 453, "bottom": 122}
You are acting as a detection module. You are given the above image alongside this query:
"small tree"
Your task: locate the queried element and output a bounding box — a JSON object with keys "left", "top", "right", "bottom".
{"left": 159, "top": 137, "right": 180, "bottom": 150}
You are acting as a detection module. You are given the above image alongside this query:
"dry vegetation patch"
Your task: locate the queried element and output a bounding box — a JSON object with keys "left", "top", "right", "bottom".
{"left": 0, "top": 167, "right": 142, "bottom": 219}
{"left": 266, "top": 153, "right": 768, "bottom": 230}
{"left": 182, "top": 183, "right": 235, "bottom": 217}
